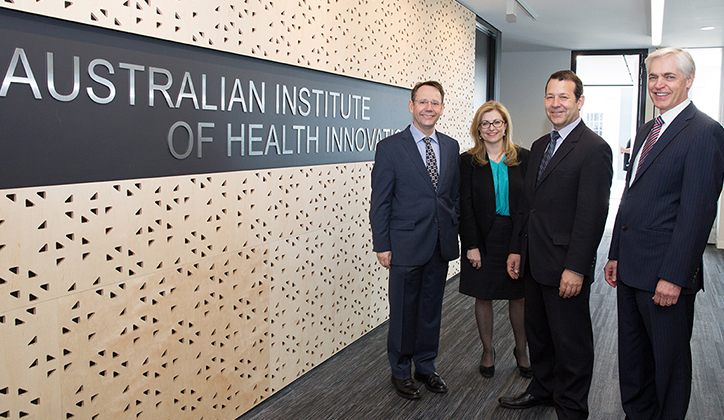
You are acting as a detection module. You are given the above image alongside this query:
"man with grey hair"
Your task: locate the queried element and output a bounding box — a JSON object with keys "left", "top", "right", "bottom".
{"left": 604, "top": 47, "right": 724, "bottom": 419}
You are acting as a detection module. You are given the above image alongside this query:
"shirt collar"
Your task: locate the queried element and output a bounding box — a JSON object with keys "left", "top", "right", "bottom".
{"left": 552, "top": 117, "right": 582, "bottom": 141}
{"left": 658, "top": 98, "right": 691, "bottom": 126}
{"left": 410, "top": 123, "right": 439, "bottom": 144}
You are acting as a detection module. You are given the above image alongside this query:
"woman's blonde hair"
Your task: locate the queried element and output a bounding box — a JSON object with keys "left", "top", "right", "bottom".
{"left": 468, "top": 100, "right": 520, "bottom": 167}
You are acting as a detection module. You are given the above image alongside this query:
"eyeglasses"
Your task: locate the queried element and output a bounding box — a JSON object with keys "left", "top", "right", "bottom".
{"left": 480, "top": 120, "right": 505, "bottom": 129}
{"left": 415, "top": 100, "right": 442, "bottom": 108}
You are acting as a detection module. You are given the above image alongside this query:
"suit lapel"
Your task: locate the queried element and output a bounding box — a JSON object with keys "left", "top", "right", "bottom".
{"left": 438, "top": 134, "right": 451, "bottom": 187}
{"left": 631, "top": 103, "right": 696, "bottom": 186}
{"left": 480, "top": 161, "right": 496, "bottom": 215}
{"left": 536, "top": 123, "right": 583, "bottom": 187}
{"left": 507, "top": 161, "right": 520, "bottom": 211}
{"left": 529, "top": 136, "right": 547, "bottom": 191}
{"left": 629, "top": 120, "right": 653, "bottom": 167}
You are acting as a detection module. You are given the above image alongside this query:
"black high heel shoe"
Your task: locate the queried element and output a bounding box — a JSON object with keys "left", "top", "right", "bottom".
{"left": 479, "top": 348, "right": 495, "bottom": 378}
{"left": 513, "top": 348, "right": 533, "bottom": 378}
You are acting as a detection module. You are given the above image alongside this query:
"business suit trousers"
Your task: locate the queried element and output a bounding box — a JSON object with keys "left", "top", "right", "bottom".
{"left": 387, "top": 242, "right": 448, "bottom": 380}
{"left": 617, "top": 281, "right": 696, "bottom": 420}
{"left": 524, "top": 274, "right": 594, "bottom": 420}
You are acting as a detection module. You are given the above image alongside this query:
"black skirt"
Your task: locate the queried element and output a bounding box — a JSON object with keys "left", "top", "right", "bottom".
{"left": 459, "top": 215, "right": 524, "bottom": 300}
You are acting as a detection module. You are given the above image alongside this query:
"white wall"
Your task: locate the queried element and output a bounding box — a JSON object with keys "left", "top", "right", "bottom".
{"left": 500, "top": 50, "right": 571, "bottom": 148}
{"left": 716, "top": 50, "right": 724, "bottom": 248}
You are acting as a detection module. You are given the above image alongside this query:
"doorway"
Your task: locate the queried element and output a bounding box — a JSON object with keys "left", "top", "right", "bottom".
{"left": 572, "top": 50, "right": 648, "bottom": 233}
{"left": 473, "top": 16, "right": 501, "bottom": 109}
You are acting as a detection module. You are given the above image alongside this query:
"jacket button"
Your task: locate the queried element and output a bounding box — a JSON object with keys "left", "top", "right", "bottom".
{"left": 622, "top": 225, "right": 627, "bottom": 230}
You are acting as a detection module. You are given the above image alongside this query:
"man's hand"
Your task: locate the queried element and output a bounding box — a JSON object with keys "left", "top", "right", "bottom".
{"left": 507, "top": 253, "right": 521, "bottom": 279}
{"left": 376, "top": 251, "right": 392, "bottom": 269}
{"left": 467, "top": 248, "right": 482, "bottom": 269}
{"left": 559, "top": 269, "right": 583, "bottom": 298}
{"left": 653, "top": 279, "right": 681, "bottom": 307}
{"left": 603, "top": 260, "right": 618, "bottom": 288}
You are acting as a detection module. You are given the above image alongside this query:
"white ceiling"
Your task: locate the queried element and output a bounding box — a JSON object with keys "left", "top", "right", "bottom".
{"left": 457, "top": 0, "right": 724, "bottom": 52}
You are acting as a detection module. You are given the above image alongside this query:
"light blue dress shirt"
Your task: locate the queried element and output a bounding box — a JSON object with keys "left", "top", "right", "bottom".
{"left": 409, "top": 124, "right": 440, "bottom": 174}
{"left": 550, "top": 117, "right": 582, "bottom": 155}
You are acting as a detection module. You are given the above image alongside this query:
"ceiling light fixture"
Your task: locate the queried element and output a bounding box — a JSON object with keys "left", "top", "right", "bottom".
{"left": 506, "top": 0, "right": 517, "bottom": 23}
{"left": 506, "top": 0, "right": 538, "bottom": 23}
{"left": 651, "top": 0, "right": 665, "bottom": 46}
{"left": 700, "top": 26, "right": 715, "bottom": 31}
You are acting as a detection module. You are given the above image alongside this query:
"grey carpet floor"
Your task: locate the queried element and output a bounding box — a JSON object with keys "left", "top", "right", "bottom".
{"left": 239, "top": 236, "right": 724, "bottom": 419}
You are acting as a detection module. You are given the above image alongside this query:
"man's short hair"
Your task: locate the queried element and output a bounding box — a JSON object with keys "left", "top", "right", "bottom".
{"left": 411, "top": 81, "right": 445, "bottom": 103}
{"left": 546, "top": 70, "right": 584, "bottom": 101}
{"left": 645, "top": 47, "right": 696, "bottom": 79}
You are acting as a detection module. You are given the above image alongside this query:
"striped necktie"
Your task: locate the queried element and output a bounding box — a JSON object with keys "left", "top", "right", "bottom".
{"left": 536, "top": 130, "right": 560, "bottom": 184}
{"left": 424, "top": 137, "right": 438, "bottom": 191}
{"left": 636, "top": 116, "right": 664, "bottom": 171}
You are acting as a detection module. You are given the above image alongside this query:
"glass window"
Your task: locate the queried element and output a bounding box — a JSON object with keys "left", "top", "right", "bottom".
{"left": 685, "top": 48, "right": 722, "bottom": 123}
{"left": 584, "top": 112, "right": 604, "bottom": 136}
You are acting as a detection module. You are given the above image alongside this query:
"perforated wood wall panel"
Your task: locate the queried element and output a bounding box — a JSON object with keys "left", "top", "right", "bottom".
{"left": 1, "top": 1, "right": 475, "bottom": 419}
{"left": 1, "top": 0, "right": 476, "bottom": 141}
{"left": 0, "top": 165, "right": 379, "bottom": 419}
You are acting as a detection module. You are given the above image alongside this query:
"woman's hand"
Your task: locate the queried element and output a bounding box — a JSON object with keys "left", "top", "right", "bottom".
{"left": 467, "top": 248, "right": 482, "bottom": 269}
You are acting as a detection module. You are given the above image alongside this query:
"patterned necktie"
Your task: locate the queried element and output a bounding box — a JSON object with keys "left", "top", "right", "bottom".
{"left": 536, "top": 130, "right": 560, "bottom": 183}
{"left": 424, "top": 137, "right": 438, "bottom": 191}
{"left": 636, "top": 116, "right": 664, "bottom": 171}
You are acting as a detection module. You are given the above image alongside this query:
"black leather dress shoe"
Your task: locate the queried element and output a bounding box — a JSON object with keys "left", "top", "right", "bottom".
{"left": 391, "top": 375, "right": 421, "bottom": 400}
{"left": 498, "top": 392, "right": 553, "bottom": 409}
{"left": 413, "top": 371, "right": 448, "bottom": 393}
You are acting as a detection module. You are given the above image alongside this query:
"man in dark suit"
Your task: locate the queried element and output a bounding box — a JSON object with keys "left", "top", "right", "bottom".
{"left": 369, "top": 80, "right": 460, "bottom": 400}
{"left": 499, "top": 70, "right": 613, "bottom": 419}
{"left": 604, "top": 47, "right": 724, "bottom": 420}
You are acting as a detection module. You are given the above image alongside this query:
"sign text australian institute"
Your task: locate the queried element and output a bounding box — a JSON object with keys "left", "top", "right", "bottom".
{"left": 0, "top": 8, "right": 408, "bottom": 189}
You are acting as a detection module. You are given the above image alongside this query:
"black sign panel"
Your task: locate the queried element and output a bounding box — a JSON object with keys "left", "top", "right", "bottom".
{"left": 0, "top": 8, "right": 410, "bottom": 189}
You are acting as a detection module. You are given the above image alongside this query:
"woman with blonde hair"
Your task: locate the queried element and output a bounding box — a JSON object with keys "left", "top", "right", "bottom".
{"left": 459, "top": 100, "right": 531, "bottom": 378}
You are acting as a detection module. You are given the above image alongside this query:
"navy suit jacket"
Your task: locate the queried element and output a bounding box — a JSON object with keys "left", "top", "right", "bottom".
{"left": 511, "top": 121, "right": 613, "bottom": 286}
{"left": 459, "top": 148, "right": 529, "bottom": 254}
{"left": 609, "top": 103, "right": 724, "bottom": 293}
{"left": 370, "top": 125, "right": 460, "bottom": 266}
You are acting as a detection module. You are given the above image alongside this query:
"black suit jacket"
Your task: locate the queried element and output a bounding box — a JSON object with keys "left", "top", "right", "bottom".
{"left": 511, "top": 121, "right": 613, "bottom": 286}
{"left": 609, "top": 103, "right": 724, "bottom": 293}
{"left": 370, "top": 125, "right": 461, "bottom": 265}
{"left": 459, "top": 147, "right": 529, "bottom": 254}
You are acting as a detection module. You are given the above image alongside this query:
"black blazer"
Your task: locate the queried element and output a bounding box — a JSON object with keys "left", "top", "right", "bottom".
{"left": 511, "top": 121, "right": 613, "bottom": 286}
{"left": 609, "top": 103, "right": 724, "bottom": 293}
{"left": 459, "top": 147, "right": 529, "bottom": 254}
